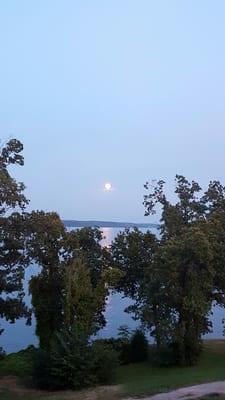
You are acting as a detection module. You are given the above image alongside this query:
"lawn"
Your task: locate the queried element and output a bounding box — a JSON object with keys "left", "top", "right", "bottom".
{"left": 0, "top": 346, "right": 36, "bottom": 378}
{"left": 116, "top": 340, "right": 225, "bottom": 396}
{"left": 199, "top": 397, "right": 225, "bottom": 400}
{"left": 1, "top": 340, "right": 225, "bottom": 399}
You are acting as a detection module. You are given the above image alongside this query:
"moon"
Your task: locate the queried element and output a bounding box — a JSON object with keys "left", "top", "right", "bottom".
{"left": 104, "top": 182, "right": 112, "bottom": 191}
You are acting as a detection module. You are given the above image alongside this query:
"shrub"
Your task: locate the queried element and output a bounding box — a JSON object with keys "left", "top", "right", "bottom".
{"left": 32, "top": 326, "right": 93, "bottom": 390}
{"left": 32, "top": 348, "right": 52, "bottom": 389}
{"left": 153, "top": 345, "right": 175, "bottom": 367}
{"left": 32, "top": 328, "right": 119, "bottom": 390}
{"left": 115, "top": 325, "right": 131, "bottom": 365}
{"left": 91, "top": 341, "right": 118, "bottom": 384}
{"left": 94, "top": 338, "right": 123, "bottom": 353}
{"left": 171, "top": 336, "right": 202, "bottom": 366}
{"left": 0, "top": 347, "right": 6, "bottom": 360}
{"left": 129, "top": 329, "right": 148, "bottom": 363}
{"left": 50, "top": 327, "right": 93, "bottom": 390}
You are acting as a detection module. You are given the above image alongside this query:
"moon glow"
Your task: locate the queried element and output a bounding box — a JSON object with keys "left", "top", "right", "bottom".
{"left": 104, "top": 182, "right": 112, "bottom": 191}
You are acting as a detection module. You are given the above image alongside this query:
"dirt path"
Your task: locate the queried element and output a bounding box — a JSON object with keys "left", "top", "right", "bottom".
{"left": 2, "top": 376, "right": 225, "bottom": 400}
{"left": 0, "top": 376, "right": 121, "bottom": 399}
{"left": 126, "top": 381, "right": 225, "bottom": 400}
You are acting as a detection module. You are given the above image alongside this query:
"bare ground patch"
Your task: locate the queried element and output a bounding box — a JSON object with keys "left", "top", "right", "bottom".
{"left": 0, "top": 376, "right": 122, "bottom": 400}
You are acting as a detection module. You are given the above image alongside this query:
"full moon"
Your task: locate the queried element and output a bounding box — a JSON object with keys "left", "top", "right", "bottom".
{"left": 104, "top": 182, "right": 112, "bottom": 191}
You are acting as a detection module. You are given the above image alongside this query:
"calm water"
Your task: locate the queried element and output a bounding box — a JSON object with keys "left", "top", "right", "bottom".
{"left": 1, "top": 227, "right": 225, "bottom": 353}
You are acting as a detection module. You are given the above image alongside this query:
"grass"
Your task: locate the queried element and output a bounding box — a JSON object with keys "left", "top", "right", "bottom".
{"left": 198, "top": 396, "right": 225, "bottom": 400}
{"left": 116, "top": 340, "right": 225, "bottom": 396}
{"left": 0, "top": 345, "right": 37, "bottom": 378}
{"left": 1, "top": 340, "right": 225, "bottom": 399}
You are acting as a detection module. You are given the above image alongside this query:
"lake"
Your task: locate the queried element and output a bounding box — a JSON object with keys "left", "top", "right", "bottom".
{"left": 1, "top": 227, "right": 225, "bottom": 353}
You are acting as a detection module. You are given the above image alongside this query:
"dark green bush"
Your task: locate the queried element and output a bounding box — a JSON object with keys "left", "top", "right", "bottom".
{"left": 171, "top": 336, "right": 202, "bottom": 366}
{"left": 129, "top": 329, "right": 148, "bottom": 363}
{"left": 32, "top": 327, "right": 93, "bottom": 390}
{"left": 50, "top": 327, "right": 93, "bottom": 390}
{"left": 153, "top": 345, "right": 175, "bottom": 367}
{"left": 0, "top": 347, "right": 6, "bottom": 360}
{"left": 32, "top": 348, "right": 52, "bottom": 389}
{"left": 116, "top": 325, "right": 132, "bottom": 365}
{"left": 94, "top": 337, "right": 131, "bottom": 365}
{"left": 32, "top": 328, "right": 118, "bottom": 390}
{"left": 119, "top": 342, "right": 131, "bottom": 365}
{"left": 91, "top": 341, "right": 118, "bottom": 384}
{"left": 94, "top": 338, "right": 123, "bottom": 353}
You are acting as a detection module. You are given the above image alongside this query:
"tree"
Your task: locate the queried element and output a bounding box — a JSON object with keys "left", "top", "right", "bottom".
{"left": 63, "top": 227, "right": 108, "bottom": 286}
{"left": 0, "top": 139, "right": 31, "bottom": 335}
{"left": 63, "top": 258, "right": 107, "bottom": 335}
{"left": 32, "top": 258, "right": 120, "bottom": 390}
{"left": 28, "top": 222, "right": 112, "bottom": 348}
{"left": 141, "top": 175, "right": 225, "bottom": 364}
{"left": 27, "top": 211, "right": 66, "bottom": 349}
{"left": 111, "top": 228, "right": 158, "bottom": 299}
{"left": 156, "top": 228, "right": 213, "bottom": 365}
{"left": 112, "top": 176, "right": 225, "bottom": 365}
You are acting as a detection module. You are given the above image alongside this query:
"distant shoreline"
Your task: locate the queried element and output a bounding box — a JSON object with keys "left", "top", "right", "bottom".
{"left": 63, "top": 220, "right": 159, "bottom": 229}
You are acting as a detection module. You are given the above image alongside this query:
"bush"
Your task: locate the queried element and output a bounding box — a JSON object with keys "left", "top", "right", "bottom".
{"left": 32, "top": 326, "right": 93, "bottom": 390}
{"left": 50, "top": 327, "right": 93, "bottom": 390}
{"left": 129, "top": 329, "right": 148, "bottom": 363}
{"left": 153, "top": 345, "right": 175, "bottom": 367}
{"left": 32, "top": 328, "right": 119, "bottom": 390}
{"left": 0, "top": 347, "right": 5, "bottom": 360}
{"left": 116, "top": 325, "right": 132, "bottom": 365}
{"left": 171, "top": 336, "right": 202, "bottom": 366}
{"left": 94, "top": 337, "right": 131, "bottom": 365}
{"left": 0, "top": 346, "right": 37, "bottom": 378}
{"left": 91, "top": 341, "right": 118, "bottom": 384}
{"left": 32, "top": 348, "right": 52, "bottom": 389}
{"left": 94, "top": 338, "right": 123, "bottom": 353}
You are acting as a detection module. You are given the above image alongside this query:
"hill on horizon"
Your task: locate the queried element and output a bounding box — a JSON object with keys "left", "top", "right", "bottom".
{"left": 63, "top": 219, "right": 159, "bottom": 229}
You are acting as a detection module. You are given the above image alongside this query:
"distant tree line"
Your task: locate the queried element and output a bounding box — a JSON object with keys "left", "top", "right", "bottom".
{"left": 1, "top": 139, "right": 225, "bottom": 389}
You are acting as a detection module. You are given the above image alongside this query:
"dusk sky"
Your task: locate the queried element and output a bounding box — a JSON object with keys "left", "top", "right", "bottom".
{"left": 1, "top": 1, "right": 225, "bottom": 222}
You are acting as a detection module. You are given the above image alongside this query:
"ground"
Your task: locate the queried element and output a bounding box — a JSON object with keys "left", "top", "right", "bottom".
{"left": 0, "top": 377, "right": 121, "bottom": 400}
{"left": 1, "top": 340, "right": 225, "bottom": 399}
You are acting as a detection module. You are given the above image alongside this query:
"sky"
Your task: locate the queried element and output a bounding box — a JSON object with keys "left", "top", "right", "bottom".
{"left": 0, "top": 1, "right": 225, "bottom": 222}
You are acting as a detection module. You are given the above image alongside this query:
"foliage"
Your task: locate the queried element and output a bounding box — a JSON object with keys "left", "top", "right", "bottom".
{"left": 34, "top": 326, "right": 93, "bottom": 390}
{"left": 116, "top": 325, "right": 132, "bottom": 365}
{"left": 0, "top": 139, "right": 31, "bottom": 336}
{"left": 31, "top": 257, "right": 120, "bottom": 390}
{"left": 63, "top": 227, "right": 108, "bottom": 287}
{"left": 117, "top": 324, "right": 132, "bottom": 342}
{"left": 28, "top": 222, "right": 112, "bottom": 349}
{"left": 97, "top": 326, "right": 149, "bottom": 366}
{"left": 91, "top": 341, "right": 118, "bottom": 385}
{"left": 63, "top": 258, "right": 108, "bottom": 335}
{"left": 27, "top": 211, "right": 66, "bottom": 349}
{"left": 32, "top": 326, "right": 118, "bottom": 390}
{"left": 2, "top": 341, "right": 225, "bottom": 399}
{"left": 129, "top": 329, "right": 148, "bottom": 363}
{"left": 111, "top": 228, "right": 158, "bottom": 299}
{"left": 141, "top": 176, "right": 225, "bottom": 365}
{"left": 112, "top": 176, "right": 225, "bottom": 366}
{"left": 32, "top": 348, "right": 52, "bottom": 389}
{"left": 0, "top": 346, "right": 37, "bottom": 378}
